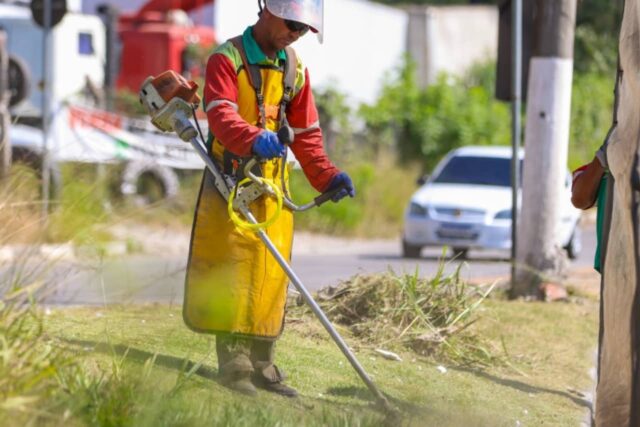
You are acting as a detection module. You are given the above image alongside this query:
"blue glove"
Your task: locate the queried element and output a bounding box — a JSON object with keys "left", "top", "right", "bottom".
{"left": 327, "top": 172, "right": 356, "bottom": 202}
{"left": 252, "top": 131, "right": 286, "bottom": 159}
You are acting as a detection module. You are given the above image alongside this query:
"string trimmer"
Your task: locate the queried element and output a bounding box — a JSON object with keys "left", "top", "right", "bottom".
{"left": 138, "top": 71, "right": 396, "bottom": 415}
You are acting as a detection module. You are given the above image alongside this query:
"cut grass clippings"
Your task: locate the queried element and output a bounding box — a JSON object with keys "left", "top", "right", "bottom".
{"left": 304, "top": 264, "right": 500, "bottom": 368}
{"left": 11, "top": 293, "right": 599, "bottom": 427}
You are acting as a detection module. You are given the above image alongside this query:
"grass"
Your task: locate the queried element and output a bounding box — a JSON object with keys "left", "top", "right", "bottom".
{"left": 0, "top": 152, "right": 598, "bottom": 426}
{"left": 0, "top": 287, "right": 596, "bottom": 427}
{"left": 0, "top": 162, "right": 202, "bottom": 248}
{"left": 0, "top": 164, "right": 46, "bottom": 244}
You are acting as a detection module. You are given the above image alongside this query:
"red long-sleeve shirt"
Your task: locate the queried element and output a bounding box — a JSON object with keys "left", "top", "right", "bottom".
{"left": 203, "top": 51, "right": 339, "bottom": 192}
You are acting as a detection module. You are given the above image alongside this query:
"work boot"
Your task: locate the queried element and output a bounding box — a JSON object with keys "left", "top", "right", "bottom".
{"left": 252, "top": 362, "right": 298, "bottom": 398}
{"left": 220, "top": 370, "right": 257, "bottom": 396}
{"left": 218, "top": 356, "right": 257, "bottom": 397}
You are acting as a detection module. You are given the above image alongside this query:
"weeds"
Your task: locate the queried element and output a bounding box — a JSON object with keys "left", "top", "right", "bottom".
{"left": 0, "top": 273, "right": 70, "bottom": 425}
{"left": 0, "top": 171, "right": 76, "bottom": 424}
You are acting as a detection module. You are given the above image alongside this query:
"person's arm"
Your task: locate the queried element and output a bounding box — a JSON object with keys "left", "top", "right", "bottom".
{"left": 571, "top": 157, "right": 605, "bottom": 209}
{"left": 203, "top": 52, "right": 263, "bottom": 157}
{"left": 286, "top": 67, "right": 340, "bottom": 192}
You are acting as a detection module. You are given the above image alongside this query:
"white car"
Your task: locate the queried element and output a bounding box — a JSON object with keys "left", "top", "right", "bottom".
{"left": 401, "top": 146, "right": 582, "bottom": 259}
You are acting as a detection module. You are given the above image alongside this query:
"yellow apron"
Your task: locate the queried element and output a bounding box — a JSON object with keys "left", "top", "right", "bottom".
{"left": 183, "top": 59, "right": 293, "bottom": 339}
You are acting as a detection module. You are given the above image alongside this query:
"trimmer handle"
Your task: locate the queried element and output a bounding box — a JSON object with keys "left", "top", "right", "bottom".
{"left": 278, "top": 125, "right": 294, "bottom": 146}
{"left": 241, "top": 125, "right": 347, "bottom": 211}
{"left": 244, "top": 125, "right": 293, "bottom": 172}
{"left": 314, "top": 182, "right": 349, "bottom": 207}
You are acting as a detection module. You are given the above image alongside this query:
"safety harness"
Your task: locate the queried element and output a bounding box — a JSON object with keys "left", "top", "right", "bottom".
{"left": 207, "top": 36, "right": 298, "bottom": 186}
{"left": 229, "top": 35, "right": 298, "bottom": 130}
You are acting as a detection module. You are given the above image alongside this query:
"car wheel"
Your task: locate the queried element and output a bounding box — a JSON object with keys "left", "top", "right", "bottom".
{"left": 402, "top": 239, "right": 422, "bottom": 258}
{"left": 565, "top": 225, "right": 582, "bottom": 260}
{"left": 8, "top": 55, "right": 31, "bottom": 108}
{"left": 452, "top": 247, "right": 469, "bottom": 260}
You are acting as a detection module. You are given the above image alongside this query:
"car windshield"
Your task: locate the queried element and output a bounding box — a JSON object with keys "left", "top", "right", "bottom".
{"left": 433, "top": 155, "right": 521, "bottom": 187}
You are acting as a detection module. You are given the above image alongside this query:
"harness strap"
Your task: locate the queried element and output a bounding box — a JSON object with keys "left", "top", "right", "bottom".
{"left": 226, "top": 35, "right": 298, "bottom": 195}
{"left": 229, "top": 36, "right": 298, "bottom": 130}
{"left": 280, "top": 46, "right": 298, "bottom": 128}
{"left": 230, "top": 36, "right": 267, "bottom": 128}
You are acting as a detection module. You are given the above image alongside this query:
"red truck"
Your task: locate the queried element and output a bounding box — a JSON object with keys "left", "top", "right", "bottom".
{"left": 115, "top": 0, "right": 216, "bottom": 92}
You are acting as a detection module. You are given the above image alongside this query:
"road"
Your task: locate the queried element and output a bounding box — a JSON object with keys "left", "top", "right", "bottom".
{"left": 6, "top": 224, "right": 596, "bottom": 306}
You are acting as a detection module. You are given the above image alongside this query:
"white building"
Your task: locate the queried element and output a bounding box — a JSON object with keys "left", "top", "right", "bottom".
{"left": 406, "top": 5, "right": 499, "bottom": 88}
{"left": 3, "top": 0, "right": 499, "bottom": 117}
{"left": 80, "top": 0, "right": 498, "bottom": 106}
{"left": 213, "top": 0, "right": 407, "bottom": 106}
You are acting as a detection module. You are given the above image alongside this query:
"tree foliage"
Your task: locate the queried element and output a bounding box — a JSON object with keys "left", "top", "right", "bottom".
{"left": 314, "top": 84, "right": 354, "bottom": 163}
{"left": 574, "top": 0, "right": 624, "bottom": 74}
{"left": 359, "top": 59, "right": 511, "bottom": 172}
{"left": 355, "top": 57, "right": 614, "bottom": 172}
{"left": 569, "top": 71, "right": 615, "bottom": 169}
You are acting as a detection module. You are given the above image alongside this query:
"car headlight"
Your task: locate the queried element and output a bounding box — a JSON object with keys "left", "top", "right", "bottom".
{"left": 494, "top": 209, "right": 512, "bottom": 220}
{"left": 409, "top": 202, "right": 428, "bottom": 217}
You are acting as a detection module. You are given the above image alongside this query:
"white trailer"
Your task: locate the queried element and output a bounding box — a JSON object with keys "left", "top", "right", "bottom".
{"left": 0, "top": 2, "right": 105, "bottom": 118}
{"left": 1, "top": 2, "right": 204, "bottom": 202}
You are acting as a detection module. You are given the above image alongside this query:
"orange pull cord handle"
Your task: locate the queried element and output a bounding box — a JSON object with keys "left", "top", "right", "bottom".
{"left": 150, "top": 70, "right": 201, "bottom": 106}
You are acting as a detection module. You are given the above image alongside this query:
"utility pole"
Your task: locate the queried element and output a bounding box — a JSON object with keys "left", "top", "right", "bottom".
{"left": 0, "top": 31, "right": 10, "bottom": 179}
{"left": 513, "top": 0, "right": 577, "bottom": 297}
{"left": 41, "top": 0, "right": 52, "bottom": 219}
{"left": 97, "top": 4, "right": 118, "bottom": 111}
{"left": 509, "top": 0, "right": 522, "bottom": 291}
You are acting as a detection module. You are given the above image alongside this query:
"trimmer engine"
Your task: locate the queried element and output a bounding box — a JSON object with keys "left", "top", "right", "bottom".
{"left": 139, "top": 70, "right": 201, "bottom": 141}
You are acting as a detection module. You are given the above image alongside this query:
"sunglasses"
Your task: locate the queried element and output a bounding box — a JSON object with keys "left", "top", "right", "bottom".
{"left": 284, "top": 19, "right": 310, "bottom": 34}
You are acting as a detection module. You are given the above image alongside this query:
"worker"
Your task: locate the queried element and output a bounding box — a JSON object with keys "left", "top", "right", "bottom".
{"left": 183, "top": 0, "right": 355, "bottom": 397}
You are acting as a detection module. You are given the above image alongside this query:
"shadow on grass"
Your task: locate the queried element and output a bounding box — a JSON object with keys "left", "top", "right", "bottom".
{"left": 62, "top": 338, "right": 218, "bottom": 381}
{"left": 62, "top": 338, "right": 427, "bottom": 424}
{"left": 326, "top": 385, "right": 514, "bottom": 426}
{"left": 451, "top": 366, "right": 592, "bottom": 410}
{"left": 326, "top": 385, "right": 426, "bottom": 417}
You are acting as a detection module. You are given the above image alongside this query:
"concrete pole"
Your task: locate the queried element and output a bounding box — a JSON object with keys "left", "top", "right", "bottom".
{"left": 406, "top": 6, "right": 437, "bottom": 88}
{"left": 513, "top": 0, "right": 577, "bottom": 297}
